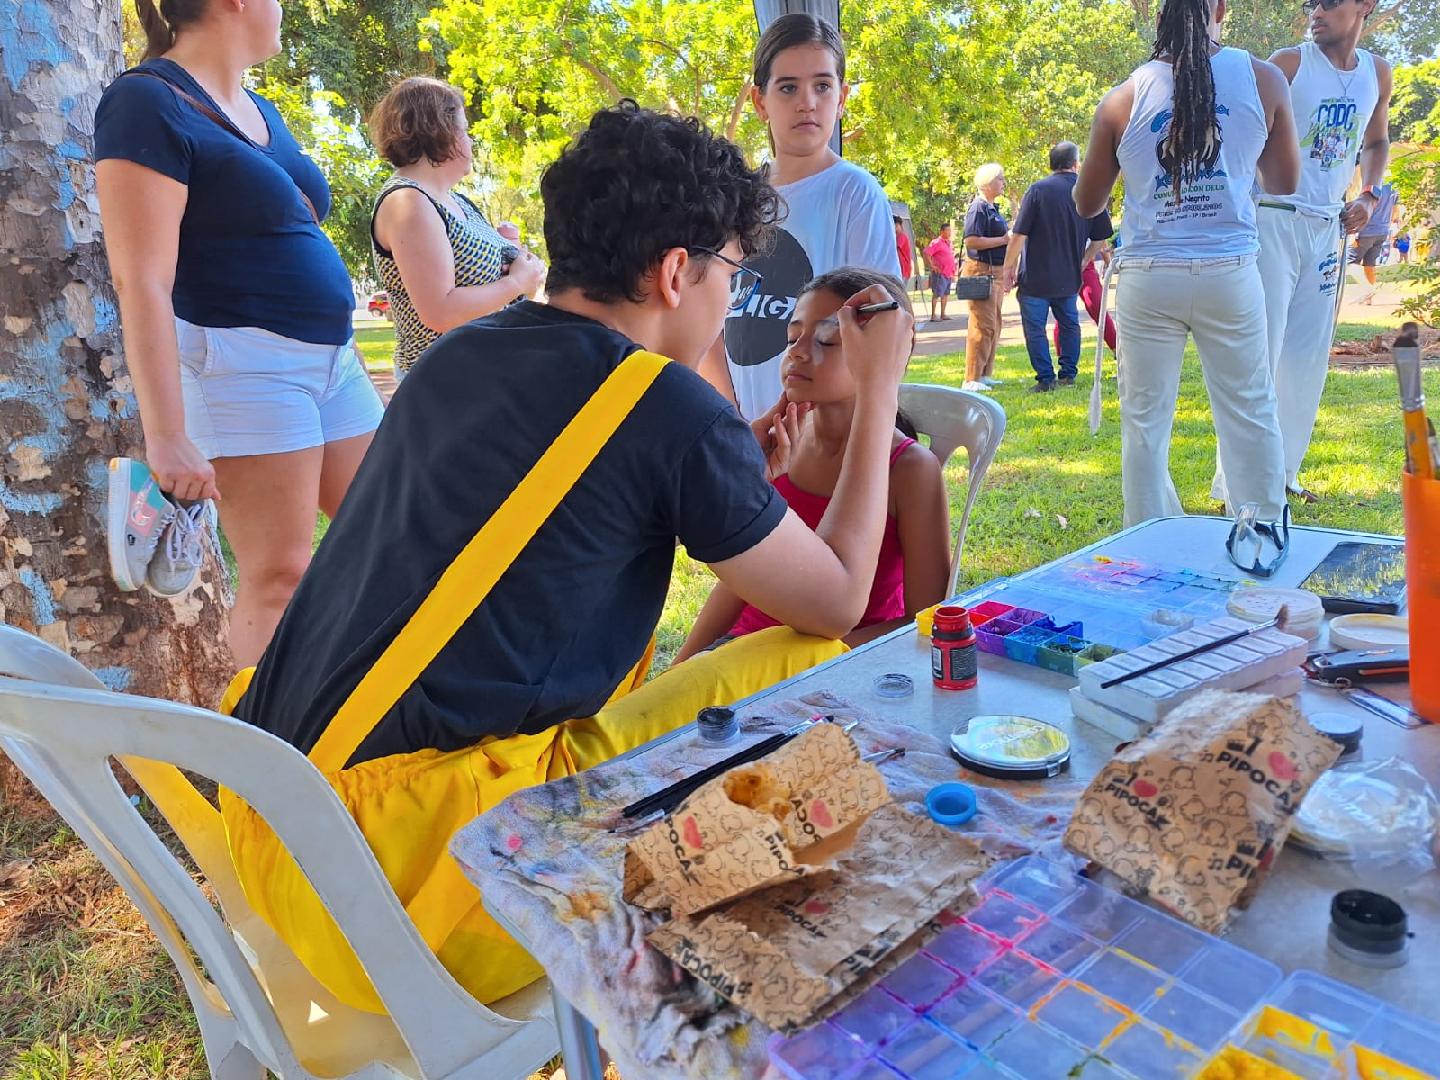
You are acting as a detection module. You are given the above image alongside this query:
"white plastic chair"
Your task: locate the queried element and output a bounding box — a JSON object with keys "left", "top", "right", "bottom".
{"left": 0, "top": 626, "right": 559, "bottom": 1080}
{"left": 898, "top": 383, "right": 1007, "bottom": 596}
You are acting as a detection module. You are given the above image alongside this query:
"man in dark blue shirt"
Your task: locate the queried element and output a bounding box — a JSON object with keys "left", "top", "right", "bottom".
{"left": 1002, "top": 142, "right": 1113, "bottom": 391}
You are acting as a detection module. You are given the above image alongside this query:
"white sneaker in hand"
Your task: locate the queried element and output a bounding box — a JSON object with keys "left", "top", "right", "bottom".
{"left": 146, "top": 500, "right": 212, "bottom": 597}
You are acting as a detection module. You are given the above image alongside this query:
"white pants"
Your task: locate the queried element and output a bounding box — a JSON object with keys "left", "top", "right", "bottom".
{"left": 1213, "top": 206, "right": 1341, "bottom": 498}
{"left": 1114, "top": 255, "right": 1286, "bottom": 527}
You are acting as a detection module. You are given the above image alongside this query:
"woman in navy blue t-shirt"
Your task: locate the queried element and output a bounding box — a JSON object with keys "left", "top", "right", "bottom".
{"left": 95, "top": 0, "right": 383, "bottom": 667}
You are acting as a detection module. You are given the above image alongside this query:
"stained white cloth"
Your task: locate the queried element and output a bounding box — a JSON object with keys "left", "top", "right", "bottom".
{"left": 1117, "top": 47, "right": 1268, "bottom": 261}
{"left": 449, "top": 691, "right": 1083, "bottom": 1080}
{"left": 723, "top": 159, "right": 899, "bottom": 420}
{"left": 1114, "top": 255, "right": 1286, "bottom": 527}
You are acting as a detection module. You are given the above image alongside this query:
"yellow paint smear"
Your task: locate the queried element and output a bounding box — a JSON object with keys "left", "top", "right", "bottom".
{"left": 1353, "top": 1044, "right": 1437, "bottom": 1080}
{"left": 1197, "top": 1045, "right": 1305, "bottom": 1080}
{"left": 1256, "top": 1006, "right": 1337, "bottom": 1058}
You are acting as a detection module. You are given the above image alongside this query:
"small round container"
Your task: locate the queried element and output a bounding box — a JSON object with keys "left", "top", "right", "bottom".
{"left": 695, "top": 706, "right": 740, "bottom": 747}
{"left": 1309, "top": 712, "right": 1364, "bottom": 760}
{"left": 1329, "top": 613, "right": 1408, "bottom": 651}
{"left": 1227, "top": 587, "right": 1325, "bottom": 640}
{"left": 873, "top": 672, "right": 915, "bottom": 699}
{"left": 926, "top": 782, "right": 978, "bottom": 827}
{"left": 949, "top": 715, "right": 1071, "bottom": 780}
{"left": 1329, "top": 889, "right": 1410, "bottom": 968}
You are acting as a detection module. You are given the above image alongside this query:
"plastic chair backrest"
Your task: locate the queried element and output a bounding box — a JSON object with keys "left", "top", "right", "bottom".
{"left": 0, "top": 626, "right": 555, "bottom": 1080}
{"left": 897, "top": 384, "right": 1007, "bottom": 595}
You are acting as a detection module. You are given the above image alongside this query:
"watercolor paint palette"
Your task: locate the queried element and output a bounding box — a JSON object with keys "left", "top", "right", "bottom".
{"left": 958, "top": 557, "right": 1254, "bottom": 668}
{"left": 1199, "top": 971, "right": 1440, "bottom": 1079}
{"left": 768, "top": 857, "right": 1286, "bottom": 1080}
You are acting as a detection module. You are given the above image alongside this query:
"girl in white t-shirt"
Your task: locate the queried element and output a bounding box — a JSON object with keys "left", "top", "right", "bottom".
{"left": 703, "top": 14, "right": 900, "bottom": 421}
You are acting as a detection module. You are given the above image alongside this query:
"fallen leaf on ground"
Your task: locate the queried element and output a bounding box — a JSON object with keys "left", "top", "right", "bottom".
{"left": 0, "top": 859, "right": 34, "bottom": 889}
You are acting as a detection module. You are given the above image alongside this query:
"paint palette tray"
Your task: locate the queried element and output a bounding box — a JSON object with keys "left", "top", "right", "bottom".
{"left": 768, "top": 856, "right": 1284, "bottom": 1080}
{"left": 1198, "top": 971, "right": 1440, "bottom": 1079}
{"left": 1074, "top": 617, "right": 1310, "bottom": 725}
{"left": 960, "top": 557, "right": 1253, "bottom": 661}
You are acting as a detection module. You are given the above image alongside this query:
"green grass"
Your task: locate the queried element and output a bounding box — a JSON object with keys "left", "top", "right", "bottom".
{"left": 1376, "top": 264, "right": 1425, "bottom": 284}
{"left": 353, "top": 323, "right": 396, "bottom": 372}
{"left": 2, "top": 318, "right": 1422, "bottom": 1077}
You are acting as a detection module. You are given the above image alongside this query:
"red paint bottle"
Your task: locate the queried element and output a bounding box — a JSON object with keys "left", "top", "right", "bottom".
{"left": 931, "top": 606, "right": 978, "bottom": 690}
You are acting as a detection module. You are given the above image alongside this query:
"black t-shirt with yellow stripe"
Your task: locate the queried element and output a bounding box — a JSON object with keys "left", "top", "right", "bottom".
{"left": 233, "top": 302, "right": 784, "bottom": 767}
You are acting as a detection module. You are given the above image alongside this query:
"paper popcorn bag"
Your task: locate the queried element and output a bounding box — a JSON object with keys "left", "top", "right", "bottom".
{"left": 1064, "top": 689, "right": 1340, "bottom": 932}
{"left": 623, "top": 722, "right": 891, "bottom": 916}
{"left": 646, "top": 802, "right": 992, "bottom": 1032}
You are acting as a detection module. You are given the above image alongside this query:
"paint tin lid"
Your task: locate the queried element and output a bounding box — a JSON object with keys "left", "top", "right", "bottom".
{"left": 949, "top": 715, "right": 1071, "bottom": 780}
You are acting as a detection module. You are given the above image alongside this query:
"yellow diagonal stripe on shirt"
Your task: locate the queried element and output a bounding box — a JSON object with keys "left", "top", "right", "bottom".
{"left": 307, "top": 349, "right": 671, "bottom": 773}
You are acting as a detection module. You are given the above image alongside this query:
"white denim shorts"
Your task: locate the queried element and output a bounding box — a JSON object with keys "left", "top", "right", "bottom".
{"left": 175, "top": 318, "right": 384, "bottom": 460}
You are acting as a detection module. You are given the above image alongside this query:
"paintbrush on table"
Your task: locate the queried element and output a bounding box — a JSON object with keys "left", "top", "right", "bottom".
{"left": 1099, "top": 608, "right": 1290, "bottom": 690}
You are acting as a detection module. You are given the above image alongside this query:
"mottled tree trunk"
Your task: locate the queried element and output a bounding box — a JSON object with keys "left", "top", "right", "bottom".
{"left": 0, "top": 0, "right": 232, "bottom": 705}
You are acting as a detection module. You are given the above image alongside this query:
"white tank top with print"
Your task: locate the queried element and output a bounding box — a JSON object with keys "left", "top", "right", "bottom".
{"left": 1280, "top": 42, "right": 1380, "bottom": 215}
{"left": 1118, "top": 47, "right": 1268, "bottom": 260}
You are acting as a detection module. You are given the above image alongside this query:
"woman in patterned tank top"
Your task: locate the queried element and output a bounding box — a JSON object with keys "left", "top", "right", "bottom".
{"left": 369, "top": 78, "right": 546, "bottom": 379}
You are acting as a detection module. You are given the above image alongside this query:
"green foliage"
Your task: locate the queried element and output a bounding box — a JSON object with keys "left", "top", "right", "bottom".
{"left": 1389, "top": 143, "right": 1439, "bottom": 325}
{"left": 425, "top": 0, "right": 1143, "bottom": 244}
{"left": 1392, "top": 59, "right": 1440, "bottom": 145}
{"left": 427, "top": 0, "right": 764, "bottom": 244}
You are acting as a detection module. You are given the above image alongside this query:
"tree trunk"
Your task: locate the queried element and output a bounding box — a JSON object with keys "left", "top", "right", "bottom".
{"left": 0, "top": 0, "right": 233, "bottom": 706}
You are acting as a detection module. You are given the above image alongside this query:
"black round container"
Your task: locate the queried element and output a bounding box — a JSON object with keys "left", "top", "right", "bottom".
{"left": 1328, "top": 889, "right": 1410, "bottom": 968}
{"left": 1309, "top": 713, "right": 1364, "bottom": 760}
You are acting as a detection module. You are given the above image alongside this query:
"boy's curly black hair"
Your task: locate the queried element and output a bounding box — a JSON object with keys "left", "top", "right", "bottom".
{"left": 541, "top": 101, "right": 779, "bottom": 303}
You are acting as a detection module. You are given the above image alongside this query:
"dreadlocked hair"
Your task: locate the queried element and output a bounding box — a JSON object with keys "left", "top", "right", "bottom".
{"left": 1152, "top": 0, "right": 1222, "bottom": 198}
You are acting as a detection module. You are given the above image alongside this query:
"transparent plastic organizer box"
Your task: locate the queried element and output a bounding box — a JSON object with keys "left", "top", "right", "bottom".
{"left": 769, "top": 857, "right": 1287, "bottom": 1080}
{"left": 1203, "top": 970, "right": 1440, "bottom": 1079}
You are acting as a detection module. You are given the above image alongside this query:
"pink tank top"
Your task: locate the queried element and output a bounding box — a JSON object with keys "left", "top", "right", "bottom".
{"left": 729, "top": 438, "right": 916, "bottom": 638}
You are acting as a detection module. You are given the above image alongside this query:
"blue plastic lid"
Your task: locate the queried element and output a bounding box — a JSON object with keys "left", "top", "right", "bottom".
{"left": 926, "top": 782, "right": 978, "bottom": 827}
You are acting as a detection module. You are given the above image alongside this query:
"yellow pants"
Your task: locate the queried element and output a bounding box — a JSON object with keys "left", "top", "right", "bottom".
{"left": 219, "top": 627, "right": 844, "bottom": 1014}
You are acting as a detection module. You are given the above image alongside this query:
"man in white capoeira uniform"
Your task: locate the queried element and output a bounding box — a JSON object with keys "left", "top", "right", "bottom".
{"left": 1215, "top": 0, "right": 1391, "bottom": 505}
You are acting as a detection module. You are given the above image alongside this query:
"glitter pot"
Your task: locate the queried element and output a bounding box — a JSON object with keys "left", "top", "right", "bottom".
{"left": 695, "top": 706, "right": 740, "bottom": 746}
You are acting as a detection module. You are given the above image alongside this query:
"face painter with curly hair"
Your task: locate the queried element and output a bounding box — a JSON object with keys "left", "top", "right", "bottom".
{"left": 218, "top": 102, "right": 914, "bottom": 1012}
{"left": 1074, "top": 0, "right": 1302, "bottom": 528}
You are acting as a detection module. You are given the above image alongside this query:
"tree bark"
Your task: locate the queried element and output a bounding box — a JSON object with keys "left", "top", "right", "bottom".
{"left": 0, "top": 0, "right": 233, "bottom": 706}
